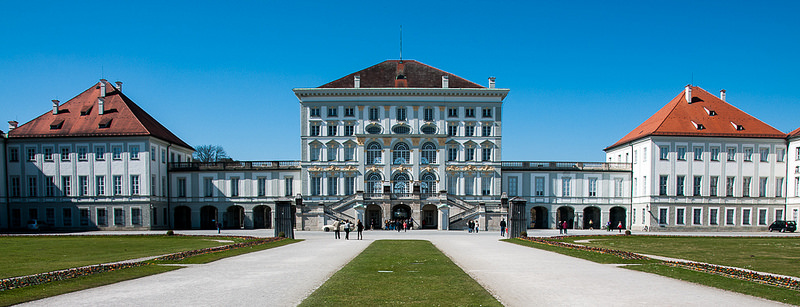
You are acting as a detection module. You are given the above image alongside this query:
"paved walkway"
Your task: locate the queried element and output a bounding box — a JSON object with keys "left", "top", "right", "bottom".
{"left": 17, "top": 229, "right": 793, "bottom": 306}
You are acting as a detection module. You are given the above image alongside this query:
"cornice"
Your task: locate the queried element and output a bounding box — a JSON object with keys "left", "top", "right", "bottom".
{"left": 293, "top": 88, "right": 509, "bottom": 99}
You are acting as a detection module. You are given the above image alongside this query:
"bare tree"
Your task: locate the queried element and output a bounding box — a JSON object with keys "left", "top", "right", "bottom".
{"left": 193, "top": 145, "right": 230, "bottom": 162}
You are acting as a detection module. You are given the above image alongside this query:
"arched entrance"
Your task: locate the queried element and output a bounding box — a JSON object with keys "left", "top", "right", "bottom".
{"left": 392, "top": 204, "right": 412, "bottom": 220}
{"left": 200, "top": 206, "right": 218, "bottom": 230}
{"left": 253, "top": 205, "right": 271, "bottom": 229}
{"left": 226, "top": 205, "right": 244, "bottom": 229}
{"left": 556, "top": 206, "right": 575, "bottom": 229}
{"left": 610, "top": 206, "right": 627, "bottom": 230}
{"left": 366, "top": 204, "right": 382, "bottom": 230}
{"left": 421, "top": 204, "right": 438, "bottom": 229}
{"left": 583, "top": 207, "right": 601, "bottom": 229}
{"left": 530, "top": 206, "right": 548, "bottom": 229}
{"left": 174, "top": 206, "right": 191, "bottom": 230}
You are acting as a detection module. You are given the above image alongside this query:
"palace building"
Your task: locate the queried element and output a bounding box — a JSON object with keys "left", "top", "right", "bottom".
{"left": 1, "top": 61, "right": 797, "bottom": 232}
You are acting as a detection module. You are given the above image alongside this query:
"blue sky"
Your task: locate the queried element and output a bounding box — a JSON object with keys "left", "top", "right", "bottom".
{"left": 2, "top": 1, "right": 799, "bottom": 161}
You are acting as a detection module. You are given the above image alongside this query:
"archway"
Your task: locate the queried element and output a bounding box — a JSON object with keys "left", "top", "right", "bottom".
{"left": 200, "top": 206, "right": 218, "bottom": 230}
{"left": 392, "top": 204, "right": 412, "bottom": 220}
{"left": 530, "top": 206, "right": 548, "bottom": 229}
{"left": 226, "top": 205, "right": 245, "bottom": 229}
{"left": 253, "top": 205, "right": 272, "bottom": 229}
{"left": 610, "top": 206, "right": 627, "bottom": 230}
{"left": 583, "top": 206, "right": 601, "bottom": 229}
{"left": 556, "top": 206, "right": 575, "bottom": 229}
{"left": 174, "top": 206, "right": 191, "bottom": 230}
{"left": 421, "top": 204, "right": 438, "bottom": 229}
{"left": 366, "top": 204, "right": 382, "bottom": 230}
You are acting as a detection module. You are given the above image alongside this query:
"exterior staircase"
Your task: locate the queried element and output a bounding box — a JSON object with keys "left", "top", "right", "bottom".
{"left": 447, "top": 195, "right": 481, "bottom": 229}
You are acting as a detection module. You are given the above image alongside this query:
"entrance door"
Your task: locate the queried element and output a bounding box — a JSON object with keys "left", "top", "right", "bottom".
{"left": 556, "top": 206, "right": 575, "bottom": 229}
{"left": 366, "top": 204, "right": 382, "bottom": 230}
{"left": 583, "top": 207, "right": 600, "bottom": 229}
{"left": 421, "top": 204, "right": 438, "bottom": 229}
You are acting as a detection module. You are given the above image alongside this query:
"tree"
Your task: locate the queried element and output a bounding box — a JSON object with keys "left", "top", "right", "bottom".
{"left": 193, "top": 145, "right": 230, "bottom": 162}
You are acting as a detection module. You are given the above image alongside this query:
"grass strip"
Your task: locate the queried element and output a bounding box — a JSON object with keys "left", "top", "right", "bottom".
{"left": 503, "top": 238, "right": 655, "bottom": 264}
{"left": 153, "top": 238, "right": 300, "bottom": 264}
{"left": 300, "top": 240, "right": 501, "bottom": 306}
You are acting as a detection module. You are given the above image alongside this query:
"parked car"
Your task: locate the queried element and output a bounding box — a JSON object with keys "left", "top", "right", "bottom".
{"left": 26, "top": 219, "right": 40, "bottom": 230}
{"left": 322, "top": 223, "right": 347, "bottom": 232}
{"left": 768, "top": 220, "right": 797, "bottom": 232}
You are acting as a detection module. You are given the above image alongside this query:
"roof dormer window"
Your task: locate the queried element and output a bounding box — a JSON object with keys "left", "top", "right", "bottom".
{"left": 730, "top": 122, "right": 744, "bottom": 131}
{"left": 98, "top": 118, "right": 112, "bottom": 129}
{"left": 691, "top": 121, "right": 705, "bottom": 130}
{"left": 80, "top": 105, "right": 93, "bottom": 116}
{"left": 703, "top": 107, "right": 717, "bottom": 116}
{"left": 50, "top": 119, "right": 64, "bottom": 130}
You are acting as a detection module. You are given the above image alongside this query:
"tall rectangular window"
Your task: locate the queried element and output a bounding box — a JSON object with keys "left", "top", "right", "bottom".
{"left": 132, "top": 208, "right": 141, "bottom": 225}
{"left": 710, "top": 176, "right": 718, "bottom": 197}
{"left": 709, "top": 208, "right": 718, "bottom": 225}
{"left": 447, "top": 147, "right": 458, "bottom": 162}
{"left": 345, "top": 176, "right": 355, "bottom": 195}
{"left": 114, "top": 208, "right": 124, "bottom": 226}
{"left": 285, "top": 177, "right": 293, "bottom": 196}
{"left": 744, "top": 148, "right": 753, "bottom": 162}
{"left": 727, "top": 147, "right": 736, "bottom": 161}
{"left": 344, "top": 107, "right": 355, "bottom": 117}
{"left": 742, "top": 209, "right": 751, "bottom": 225}
{"left": 396, "top": 107, "right": 407, "bottom": 121}
{"left": 28, "top": 176, "right": 38, "bottom": 197}
{"left": 743, "top": 177, "right": 751, "bottom": 197}
{"left": 693, "top": 208, "right": 702, "bottom": 225}
{"left": 311, "top": 176, "right": 321, "bottom": 196}
{"left": 464, "top": 108, "right": 475, "bottom": 118}
{"left": 79, "top": 176, "right": 88, "bottom": 196}
{"left": 448, "top": 177, "right": 458, "bottom": 194}
{"left": 614, "top": 178, "right": 624, "bottom": 197}
{"left": 62, "top": 176, "right": 72, "bottom": 196}
{"left": 693, "top": 147, "right": 703, "bottom": 161}
{"left": 26, "top": 148, "right": 36, "bottom": 161}
{"left": 643, "top": 147, "right": 647, "bottom": 162}
{"left": 760, "top": 148, "right": 769, "bottom": 162}
{"left": 327, "top": 176, "right": 338, "bottom": 196}
{"left": 660, "top": 146, "right": 669, "bottom": 160}
{"left": 113, "top": 175, "right": 122, "bottom": 195}
{"left": 310, "top": 144, "right": 320, "bottom": 161}
{"left": 482, "top": 125, "right": 491, "bottom": 137}
{"left": 465, "top": 125, "right": 474, "bottom": 137}
{"left": 151, "top": 146, "right": 156, "bottom": 161}
{"left": 61, "top": 147, "right": 70, "bottom": 161}
{"left": 10, "top": 176, "right": 20, "bottom": 197}
{"left": 424, "top": 108, "right": 434, "bottom": 121}
{"left": 80, "top": 208, "right": 90, "bottom": 226}
{"left": 676, "top": 208, "right": 685, "bottom": 224}
{"left": 481, "top": 176, "right": 491, "bottom": 195}
{"left": 588, "top": 178, "right": 597, "bottom": 197}
{"left": 659, "top": 175, "right": 668, "bottom": 195}
{"left": 676, "top": 176, "right": 685, "bottom": 196}
{"left": 465, "top": 147, "right": 475, "bottom": 161}
{"left": 777, "top": 148, "right": 785, "bottom": 162}
{"left": 230, "top": 177, "right": 239, "bottom": 197}
{"left": 112, "top": 146, "right": 122, "bottom": 160}
{"left": 63, "top": 208, "right": 72, "bottom": 226}
{"left": 327, "top": 144, "right": 338, "bottom": 161}
{"left": 447, "top": 108, "right": 458, "bottom": 118}
{"left": 130, "top": 145, "right": 139, "bottom": 160}
{"left": 776, "top": 177, "right": 784, "bottom": 197}
{"left": 369, "top": 107, "right": 379, "bottom": 121}
{"left": 96, "top": 176, "right": 105, "bottom": 196}
{"left": 448, "top": 125, "right": 458, "bottom": 136}
{"left": 151, "top": 175, "right": 156, "bottom": 196}
{"left": 44, "top": 147, "right": 53, "bottom": 161}
{"left": 535, "top": 177, "right": 545, "bottom": 196}
{"left": 726, "top": 177, "right": 735, "bottom": 196}
{"left": 344, "top": 144, "right": 355, "bottom": 161}
{"left": 309, "top": 107, "right": 320, "bottom": 117}
{"left": 677, "top": 147, "right": 686, "bottom": 160}
{"left": 482, "top": 108, "right": 493, "bottom": 118}
{"left": 758, "top": 209, "right": 768, "bottom": 225}
{"left": 258, "top": 177, "right": 266, "bottom": 196}
{"left": 8, "top": 148, "right": 19, "bottom": 162}
{"left": 759, "top": 177, "right": 768, "bottom": 197}
{"left": 97, "top": 208, "right": 107, "bottom": 226}
{"left": 464, "top": 177, "right": 474, "bottom": 195}
{"left": 659, "top": 208, "right": 668, "bottom": 225}
{"left": 204, "top": 177, "right": 214, "bottom": 197}
{"left": 344, "top": 124, "right": 354, "bottom": 136}
{"left": 327, "top": 125, "right": 337, "bottom": 136}
{"left": 177, "top": 178, "right": 186, "bottom": 197}
{"left": 327, "top": 107, "right": 338, "bottom": 117}
{"left": 130, "top": 175, "right": 140, "bottom": 195}
{"left": 561, "top": 177, "right": 571, "bottom": 197}
{"left": 693, "top": 176, "right": 702, "bottom": 196}
{"left": 310, "top": 125, "right": 320, "bottom": 136}
{"left": 726, "top": 208, "right": 735, "bottom": 225}
{"left": 508, "top": 177, "right": 518, "bottom": 197}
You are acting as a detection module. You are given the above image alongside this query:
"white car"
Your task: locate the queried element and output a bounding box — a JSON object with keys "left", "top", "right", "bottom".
{"left": 322, "top": 224, "right": 345, "bottom": 232}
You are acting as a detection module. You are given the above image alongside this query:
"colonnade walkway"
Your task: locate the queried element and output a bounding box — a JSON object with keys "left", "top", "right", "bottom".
{"left": 19, "top": 229, "right": 791, "bottom": 306}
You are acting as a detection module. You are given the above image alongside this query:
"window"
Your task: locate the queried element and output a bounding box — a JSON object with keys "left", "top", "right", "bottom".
{"left": 96, "top": 176, "right": 105, "bottom": 196}
{"left": 310, "top": 144, "right": 321, "bottom": 161}
{"left": 797, "top": 147, "right": 800, "bottom": 160}
{"left": 9, "top": 176, "right": 20, "bottom": 197}
{"left": 660, "top": 146, "right": 669, "bottom": 160}
{"left": 424, "top": 108, "right": 434, "bottom": 121}
{"left": 130, "top": 175, "right": 140, "bottom": 195}
{"left": 284, "top": 177, "right": 293, "bottom": 196}
{"left": 481, "top": 147, "right": 492, "bottom": 162}
{"left": 114, "top": 208, "right": 124, "bottom": 226}
{"left": 634, "top": 150, "right": 638, "bottom": 164}
{"left": 727, "top": 147, "right": 736, "bottom": 161}
{"left": 28, "top": 176, "right": 38, "bottom": 197}
{"left": 709, "top": 208, "right": 718, "bottom": 225}
{"left": 693, "top": 147, "right": 703, "bottom": 161}
{"left": 344, "top": 143, "right": 355, "bottom": 161}
{"left": 310, "top": 107, "right": 320, "bottom": 117}
{"left": 61, "top": 147, "right": 70, "bottom": 161}
{"left": 760, "top": 148, "right": 769, "bottom": 162}
{"left": 465, "top": 108, "right": 475, "bottom": 118}
{"left": 562, "top": 177, "right": 571, "bottom": 197}
{"left": 464, "top": 176, "right": 474, "bottom": 195}
{"left": 421, "top": 173, "right": 437, "bottom": 194}
{"left": 465, "top": 125, "right": 475, "bottom": 137}
{"left": 447, "top": 146, "right": 458, "bottom": 162}
{"left": 659, "top": 208, "right": 668, "bottom": 225}
{"left": 726, "top": 177, "right": 735, "bottom": 196}
{"left": 62, "top": 176, "right": 72, "bottom": 196}
{"left": 482, "top": 108, "right": 493, "bottom": 118}
{"left": 465, "top": 146, "right": 475, "bottom": 161}
{"left": 366, "top": 173, "right": 382, "bottom": 194}
{"left": 177, "top": 178, "right": 186, "bottom": 197}
{"left": 393, "top": 142, "right": 410, "bottom": 164}
{"left": 421, "top": 125, "right": 436, "bottom": 134}
{"left": 744, "top": 148, "right": 753, "bottom": 162}
{"left": 151, "top": 175, "right": 156, "bottom": 196}
{"left": 327, "top": 124, "right": 337, "bottom": 136}
{"left": 675, "top": 176, "right": 685, "bottom": 196}
{"left": 311, "top": 176, "right": 321, "bottom": 196}
{"left": 693, "top": 176, "right": 702, "bottom": 196}
{"left": 482, "top": 125, "right": 491, "bottom": 137}
{"left": 344, "top": 107, "right": 354, "bottom": 117}
{"left": 205, "top": 177, "right": 214, "bottom": 197}
{"left": 447, "top": 108, "right": 458, "bottom": 118}
{"left": 614, "top": 178, "right": 624, "bottom": 197}
{"left": 447, "top": 125, "right": 458, "bottom": 136}
{"left": 8, "top": 148, "right": 19, "bottom": 162}
{"left": 676, "top": 208, "right": 685, "bottom": 225}
{"left": 643, "top": 147, "right": 647, "bottom": 162}
{"left": 369, "top": 107, "right": 379, "bottom": 121}
{"left": 63, "top": 208, "right": 72, "bottom": 227}
{"left": 344, "top": 124, "right": 354, "bottom": 136}
{"left": 230, "top": 177, "right": 239, "bottom": 196}
{"left": 27, "top": 148, "right": 36, "bottom": 161}
{"left": 327, "top": 107, "right": 337, "bottom": 117}
{"left": 588, "top": 178, "right": 597, "bottom": 197}
{"left": 366, "top": 142, "right": 382, "bottom": 164}
{"left": 758, "top": 209, "right": 768, "bottom": 225}
{"left": 130, "top": 145, "right": 139, "bottom": 160}
{"left": 327, "top": 176, "right": 338, "bottom": 196}
{"left": 131, "top": 208, "right": 141, "bottom": 225}
{"left": 97, "top": 208, "right": 107, "bottom": 226}
{"left": 310, "top": 124, "right": 320, "bottom": 136}
{"left": 396, "top": 107, "right": 407, "bottom": 121}
{"left": 743, "top": 177, "right": 751, "bottom": 197}
{"left": 535, "top": 177, "right": 545, "bottom": 196}
{"left": 151, "top": 146, "right": 156, "bottom": 161}
{"left": 421, "top": 142, "right": 436, "bottom": 164}
{"left": 345, "top": 176, "right": 355, "bottom": 195}
{"left": 79, "top": 176, "right": 88, "bottom": 196}
{"left": 777, "top": 148, "right": 785, "bottom": 162}
{"left": 677, "top": 146, "right": 686, "bottom": 160}
{"left": 777, "top": 209, "right": 784, "bottom": 220}
{"left": 327, "top": 144, "right": 338, "bottom": 161}
{"left": 693, "top": 208, "right": 702, "bottom": 225}
{"left": 80, "top": 208, "right": 90, "bottom": 226}
{"left": 759, "top": 177, "right": 768, "bottom": 197}
{"left": 710, "top": 176, "right": 718, "bottom": 197}
{"left": 112, "top": 146, "right": 122, "bottom": 160}
{"left": 508, "top": 177, "right": 518, "bottom": 197}
{"left": 44, "top": 147, "right": 53, "bottom": 161}
{"left": 659, "top": 175, "right": 668, "bottom": 195}
{"left": 742, "top": 209, "right": 751, "bottom": 225}
{"left": 366, "top": 125, "right": 381, "bottom": 134}
{"left": 113, "top": 175, "right": 123, "bottom": 195}
{"left": 776, "top": 178, "right": 784, "bottom": 197}
{"left": 710, "top": 147, "right": 720, "bottom": 161}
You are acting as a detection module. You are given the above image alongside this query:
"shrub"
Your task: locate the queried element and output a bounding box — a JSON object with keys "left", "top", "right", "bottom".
{"left": 625, "top": 230, "right": 631, "bottom": 235}
{"left": 520, "top": 231, "right": 527, "bottom": 237}
{"left": 278, "top": 231, "right": 286, "bottom": 238}
{"left": 166, "top": 230, "right": 174, "bottom": 236}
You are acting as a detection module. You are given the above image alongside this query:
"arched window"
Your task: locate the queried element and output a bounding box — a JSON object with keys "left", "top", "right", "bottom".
{"left": 393, "top": 142, "right": 410, "bottom": 164}
{"left": 421, "top": 142, "right": 436, "bottom": 164}
{"left": 366, "top": 173, "right": 383, "bottom": 194}
{"left": 421, "top": 173, "right": 437, "bottom": 194}
{"left": 393, "top": 173, "right": 410, "bottom": 193}
{"left": 366, "top": 142, "right": 382, "bottom": 165}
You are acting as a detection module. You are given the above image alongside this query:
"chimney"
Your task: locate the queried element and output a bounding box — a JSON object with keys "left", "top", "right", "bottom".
{"left": 685, "top": 84, "right": 692, "bottom": 103}
{"left": 100, "top": 79, "right": 107, "bottom": 97}
{"left": 115, "top": 81, "right": 123, "bottom": 92}
{"left": 488, "top": 77, "right": 496, "bottom": 89}
{"left": 8, "top": 121, "right": 18, "bottom": 131}
{"left": 720, "top": 89, "right": 726, "bottom": 101}
{"left": 98, "top": 97, "right": 105, "bottom": 115}
{"left": 52, "top": 99, "right": 60, "bottom": 115}
{"left": 442, "top": 76, "right": 449, "bottom": 88}
{"left": 354, "top": 76, "right": 360, "bottom": 88}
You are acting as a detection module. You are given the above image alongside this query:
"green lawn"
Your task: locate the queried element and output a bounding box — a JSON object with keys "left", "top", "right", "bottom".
{"left": 0, "top": 235, "right": 249, "bottom": 278}
{"left": 300, "top": 240, "right": 501, "bottom": 306}
{"left": 558, "top": 236, "right": 800, "bottom": 277}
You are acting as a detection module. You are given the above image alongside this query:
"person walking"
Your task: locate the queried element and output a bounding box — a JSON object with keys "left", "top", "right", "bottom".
{"left": 344, "top": 220, "right": 352, "bottom": 240}
{"left": 500, "top": 218, "right": 507, "bottom": 237}
{"left": 606, "top": 221, "right": 612, "bottom": 232}
{"left": 561, "top": 220, "right": 568, "bottom": 235}
{"left": 468, "top": 220, "right": 474, "bottom": 233}
{"left": 403, "top": 220, "right": 408, "bottom": 232}
{"left": 558, "top": 220, "right": 563, "bottom": 234}
{"left": 617, "top": 221, "right": 623, "bottom": 233}
{"left": 475, "top": 220, "right": 479, "bottom": 233}
{"left": 357, "top": 219, "right": 364, "bottom": 240}
{"left": 589, "top": 219, "right": 593, "bottom": 230}
{"left": 333, "top": 219, "right": 341, "bottom": 239}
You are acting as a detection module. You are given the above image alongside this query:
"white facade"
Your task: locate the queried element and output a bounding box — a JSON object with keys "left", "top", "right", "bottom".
{"left": 786, "top": 137, "right": 800, "bottom": 224}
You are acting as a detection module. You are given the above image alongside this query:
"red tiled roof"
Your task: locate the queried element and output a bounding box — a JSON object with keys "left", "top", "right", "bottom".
{"left": 606, "top": 86, "right": 786, "bottom": 151}
{"left": 318, "top": 60, "right": 485, "bottom": 88}
{"left": 8, "top": 80, "right": 193, "bottom": 150}
{"left": 788, "top": 127, "right": 800, "bottom": 139}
